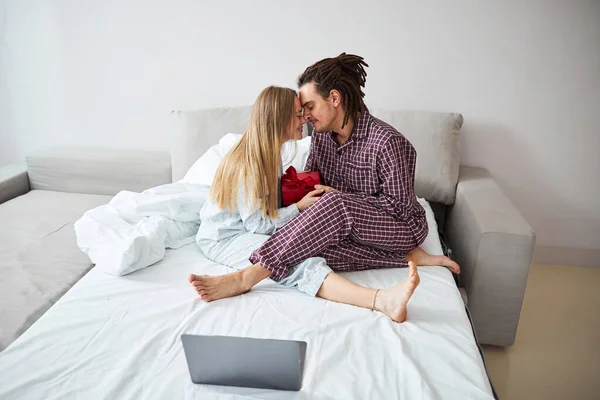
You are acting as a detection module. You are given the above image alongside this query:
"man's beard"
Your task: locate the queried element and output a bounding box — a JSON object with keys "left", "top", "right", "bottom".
{"left": 310, "top": 122, "right": 328, "bottom": 133}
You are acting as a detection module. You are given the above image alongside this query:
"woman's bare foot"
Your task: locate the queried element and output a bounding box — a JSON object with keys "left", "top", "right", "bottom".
{"left": 406, "top": 247, "right": 461, "bottom": 274}
{"left": 374, "top": 261, "right": 420, "bottom": 322}
{"left": 188, "top": 271, "right": 249, "bottom": 302}
{"left": 188, "top": 264, "right": 271, "bottom": 302}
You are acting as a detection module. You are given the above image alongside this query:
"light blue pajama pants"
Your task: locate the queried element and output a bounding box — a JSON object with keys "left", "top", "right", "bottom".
{"left": 196, "top": 233, "right": 332, "bottom": 296}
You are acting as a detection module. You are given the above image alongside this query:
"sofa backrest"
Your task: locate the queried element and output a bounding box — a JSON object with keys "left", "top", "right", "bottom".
{"left": 170, "top": 106, "right": 254, "bottom": 185}
{"left": 171, "top": 106, "right": 463, "bottom": 205}
{"left": 371, "top": 109, "right": 463, "bottom": 205}
{"left": 26, "top": 147, "right": 172, "bottom": 196}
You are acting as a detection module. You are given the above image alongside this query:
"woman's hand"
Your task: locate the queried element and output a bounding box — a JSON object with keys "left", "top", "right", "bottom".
{"left": 296, "top": 188, "right": 325, "bottom": 211}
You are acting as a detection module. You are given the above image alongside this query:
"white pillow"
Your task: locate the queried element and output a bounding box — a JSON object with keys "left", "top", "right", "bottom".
{"left": 179, "top": 133, "right": 239, "bottom": 185}
{"left": 282, "top": 136, "right": 312, "bottom": 172}
{"left": 180, "top": 133, "right": 312, "bottom": 186}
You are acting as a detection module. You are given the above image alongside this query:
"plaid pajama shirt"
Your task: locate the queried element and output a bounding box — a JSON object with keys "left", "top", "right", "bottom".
{"left": 249, "top": 110, "right": 428, "bottom": 282}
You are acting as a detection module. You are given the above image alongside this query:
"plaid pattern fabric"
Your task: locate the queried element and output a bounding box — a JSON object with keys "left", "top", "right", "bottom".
{"left": 250, "top": 111, "right": 428, "bottom": 281}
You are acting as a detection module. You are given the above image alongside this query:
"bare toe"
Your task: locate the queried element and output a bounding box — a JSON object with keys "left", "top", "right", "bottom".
{"left": 449, "top": 261, "right": 461, "bottom": 274}
{"left": 188, "top": 271, "right": 251, "bottom": 301}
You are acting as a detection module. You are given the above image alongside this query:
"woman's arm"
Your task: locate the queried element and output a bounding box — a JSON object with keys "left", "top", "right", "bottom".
{"left": 237, "top": 186, "right": 300, "bottom": 235}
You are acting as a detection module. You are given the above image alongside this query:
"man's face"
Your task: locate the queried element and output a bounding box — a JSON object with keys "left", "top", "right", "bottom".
{"left": 299, "top": 82, "right": 337, "bottom": 133}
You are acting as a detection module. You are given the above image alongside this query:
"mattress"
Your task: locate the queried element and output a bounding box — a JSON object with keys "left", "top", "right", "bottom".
{"left": 0, "top": 201, "right": 494, "bottom": 399}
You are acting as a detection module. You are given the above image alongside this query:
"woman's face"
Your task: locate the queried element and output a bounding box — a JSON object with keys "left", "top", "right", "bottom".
{"left": 286, "top": 96, "right": 306, "bottom": 141}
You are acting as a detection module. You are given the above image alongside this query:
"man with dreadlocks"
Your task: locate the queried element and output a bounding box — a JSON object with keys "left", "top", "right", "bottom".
{"left": 195, "top": 54, "right": 460, "bottom": 323}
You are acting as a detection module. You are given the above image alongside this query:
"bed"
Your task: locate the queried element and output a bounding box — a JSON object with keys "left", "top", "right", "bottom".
{"left": 0, "top": 197, "right": 494, "bottom": 399}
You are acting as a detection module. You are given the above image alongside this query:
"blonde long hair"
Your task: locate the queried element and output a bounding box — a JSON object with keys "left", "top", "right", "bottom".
{"left": 210, "top": 86, "right": 298, "bottom": 218}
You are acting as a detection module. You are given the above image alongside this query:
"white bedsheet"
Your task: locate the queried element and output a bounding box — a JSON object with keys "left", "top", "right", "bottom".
{"left": 0, "top": 201, "right": 494, "bottom": 399}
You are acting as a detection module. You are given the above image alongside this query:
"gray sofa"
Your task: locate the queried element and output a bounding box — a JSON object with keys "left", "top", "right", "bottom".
{"left": 0, "top": 149, "right": 172, "bottom": 351}
{"left": 0, "top": 108, "right": 535, "bottom": 350}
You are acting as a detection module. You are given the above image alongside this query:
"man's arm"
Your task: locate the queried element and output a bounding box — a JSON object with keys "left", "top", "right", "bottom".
{"left": 372, "top": 136, "right": 419, "bottom": 220}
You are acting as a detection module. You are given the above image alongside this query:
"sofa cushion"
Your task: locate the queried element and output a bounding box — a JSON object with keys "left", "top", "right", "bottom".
{"left": 26, "top": 147, "right": 172, "bottom": 196}
{"left": 0, "top": 190, "right": 111, "bottom": 351}
{"left": 171, "top": 107, "right": 253, "bottom": 182}
{"left": 172, "top": 107, "right": 462, "bottom": 204}
{"left": 370, "top": 109, "right": 463, "bottom": 205}
{"left": 170, "top": 106, "right": 312, "bottom": 182}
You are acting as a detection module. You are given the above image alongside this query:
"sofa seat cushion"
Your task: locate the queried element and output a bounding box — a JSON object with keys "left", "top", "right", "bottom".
{"left": 0, "top": 190, "right": 111, "bottom": 351}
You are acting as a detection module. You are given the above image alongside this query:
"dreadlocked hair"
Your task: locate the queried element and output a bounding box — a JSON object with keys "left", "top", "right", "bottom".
{"left": 297, "top": 52, "right": 369, "bottom": 129}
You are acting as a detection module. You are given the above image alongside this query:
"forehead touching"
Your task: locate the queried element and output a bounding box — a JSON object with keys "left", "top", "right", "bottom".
{"left": 299, "top": 82, "right": 324, "bottom": 108}
{"left": 294, "top": 96, "right": 302, "bottom": 113}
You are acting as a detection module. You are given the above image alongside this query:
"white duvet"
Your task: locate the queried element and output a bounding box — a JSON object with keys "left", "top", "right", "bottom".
{"left": 74, "top": 182, "right": 210, "bottom": 276}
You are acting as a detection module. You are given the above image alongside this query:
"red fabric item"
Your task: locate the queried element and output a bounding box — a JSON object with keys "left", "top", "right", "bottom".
{"left": 281, "top": 166, "right": 320, "bottom": 206}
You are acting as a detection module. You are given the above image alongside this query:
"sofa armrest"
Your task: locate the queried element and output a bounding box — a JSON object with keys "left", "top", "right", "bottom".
{"left": 446, "top": 167, "right": 535, "bottom": 346}
{"left": 0, "top": 164, "right": 31, "bottom": 204}
{"left": 26, "top": 147, "right": 172, "bottom": 196}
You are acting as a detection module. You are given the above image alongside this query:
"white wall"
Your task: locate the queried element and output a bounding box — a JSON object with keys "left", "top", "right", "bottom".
{"left": 1, "top": 0, "right": 599, "bottom": 259}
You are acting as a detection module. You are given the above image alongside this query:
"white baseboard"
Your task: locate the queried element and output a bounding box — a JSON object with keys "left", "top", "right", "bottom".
{"left": 533, "top": 246, "right": 600, "bottom": 268}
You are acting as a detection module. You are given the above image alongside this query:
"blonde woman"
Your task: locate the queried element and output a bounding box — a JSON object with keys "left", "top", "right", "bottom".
{"left": 191, "top": 86, "right": 421, "bottom": 323}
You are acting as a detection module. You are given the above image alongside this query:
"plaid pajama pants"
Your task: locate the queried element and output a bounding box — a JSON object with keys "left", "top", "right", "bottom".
{"left": 249, "top": 191, "right": 428, "bottom": 282}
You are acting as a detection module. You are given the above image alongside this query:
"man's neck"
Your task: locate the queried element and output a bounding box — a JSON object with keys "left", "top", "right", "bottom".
{"left": 333, "top": 114, "right": 358, "bottom": 146}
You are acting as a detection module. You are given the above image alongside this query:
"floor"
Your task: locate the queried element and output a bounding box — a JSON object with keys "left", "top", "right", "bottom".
{"left": 482, "top": 263, "right": 600, "bottom": 400}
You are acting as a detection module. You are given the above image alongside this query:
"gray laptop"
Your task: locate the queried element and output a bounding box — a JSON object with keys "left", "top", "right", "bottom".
{"left": 181, "top": 334, "right": 307, "bottom": 391}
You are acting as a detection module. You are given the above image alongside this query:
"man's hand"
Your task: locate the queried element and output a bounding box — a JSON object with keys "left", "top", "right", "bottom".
{"left": 314, "top": 184, "right": 339, "bottom": 193}
{"left": 296, "top": 188, "right": 325, "bottom": 211}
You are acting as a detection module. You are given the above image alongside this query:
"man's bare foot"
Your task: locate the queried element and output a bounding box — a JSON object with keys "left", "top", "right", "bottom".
{"left": 188, "top": 271, "right": 249, "bottom": 302}
{"left": 374, "top": 261, "right": 420, "bottom": 322}
{"left": 406, "top": 247, "right": 461, "bottom": 274}
{"left": 188, "top": 264, "right": 272, "bottom": 302}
